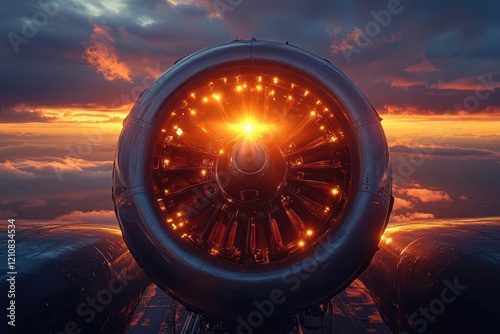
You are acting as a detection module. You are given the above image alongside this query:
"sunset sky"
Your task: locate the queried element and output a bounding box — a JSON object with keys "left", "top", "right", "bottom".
{"left": 1, "top": 0, "right": 499, "bottom": 223}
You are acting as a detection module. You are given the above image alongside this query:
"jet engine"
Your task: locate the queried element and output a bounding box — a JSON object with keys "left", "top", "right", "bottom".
{"left": 113, "top": 40, "right": 392, "bottom": 321}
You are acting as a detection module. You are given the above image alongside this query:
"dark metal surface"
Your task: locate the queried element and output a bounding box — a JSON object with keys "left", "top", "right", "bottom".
{"left": 0, "top": 221, "right": 151, "bottom": 334}
{"left": 126, "top": 280, "right": 392, "bottom": 334}
{"left": 113, "top": 39, "right": 392, "bottom": 319}
{"left": 361, "top": 217, "right": 500, "bottom": 334}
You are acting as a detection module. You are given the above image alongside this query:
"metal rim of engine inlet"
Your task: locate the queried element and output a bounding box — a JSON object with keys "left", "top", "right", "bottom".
{"left": 113, "top": 39, "right": 392, "bottom": 319}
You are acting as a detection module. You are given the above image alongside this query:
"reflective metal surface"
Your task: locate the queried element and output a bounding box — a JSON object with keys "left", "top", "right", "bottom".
{"left": 361, "top": 217, "right": 500, "bottom": 334}
{"left": 0, "top": 222, "right": 151, "bottom": 334}
{"left": 113, "top": 39, "right": 392, "bottom": 318}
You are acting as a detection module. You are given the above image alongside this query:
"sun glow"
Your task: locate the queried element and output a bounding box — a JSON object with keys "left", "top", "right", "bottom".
{"left": 226, "top": 117, "right": 278, "bottom": 140}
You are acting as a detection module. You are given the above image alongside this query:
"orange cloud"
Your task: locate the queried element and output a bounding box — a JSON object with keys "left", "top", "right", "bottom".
{"left": 56, "top": 210, "right": 117, "bottom": 224}
{"left": 391, "top": 212, "right": 435, "bottom": 222}
{"left": 392, "top": 196, "right": 414, "bottom": 211}
{"left": 389, "top": 78, "right": 426, "bottom": 90}
{"left": 329, "top": 27, "right": 373, "bottom": 54}
{"left": 399, "top": 188, "right": 452, "bottom": 203}
{"left": 166, "top": 0, "right": 225, "bottom": 19}
{"left": 1, "top": 157, "right": 111, "bottom": 176}
{"left": 404, "top": 59, "right": 440, "bottom": 73}
{"left": 429, "top": 76, "right": 500, "bottom": 91}
{"left": 376, "top": 77, "right": 426, "bottom": 90}
{"left": 82, "top": 22, "right": 132, "bottom": 82}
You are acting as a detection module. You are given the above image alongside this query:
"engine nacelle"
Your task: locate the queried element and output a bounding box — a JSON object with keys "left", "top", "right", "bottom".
{"left": 113, "top": 40, "right": 392, "bottom": 320}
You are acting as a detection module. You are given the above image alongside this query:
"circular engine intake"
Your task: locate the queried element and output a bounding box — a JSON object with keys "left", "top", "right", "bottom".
{"left": 113, "top": 40, "right": 392, "bottom": 319}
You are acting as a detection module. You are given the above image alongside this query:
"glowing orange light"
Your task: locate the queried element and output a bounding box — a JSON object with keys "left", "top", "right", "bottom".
{"left": 176, "top": 212, "right": 182, "bottom": 217}
{"left": 161, "top": 129, "right": 166, "bottom": 132}
{"left": 236, "top": 85, "right": 243, "bottom": 92}
{"left": 181, "top": 233, "right": 188, "bottom": 238}
{"left": 273, "top": 77, "right": 278, "bottom": 84}
{"left": 298, "top": 240, "right": 305, "bottom": 247}
{"left": 306, "top": 229, "right": 313, "bottom": 236}
{"left": 310, "top": 111, "right": 316, "bottom": 117}
{"left": 219, "top": 149, "right": 224, "bottom": 154}
{"left": 201, "top": 169, "right": 207, "bottom": 176}
{"left": 212, "top": 93, "right": 221, "bottom": 101}
{"left": 316, "top": 100, "right": 321, "bottom": 105}
{"left": 304, "top": 90, "right": 309, "bottom": 96}
{"left": 320, "top": 125, "right": 325, "bottom": 130}
{"left": 190, "top": 109, "right": 196, "bottom": 115}
{"left": 172, "top": 224, "right": 177, "bottom": 230}
{"left": 176, "top": 127, "right": 183, "bottom": 136}
{"left": 167, "top": 218, "right": 173, "bottom": 223}
{"left": 203, "top": 97, "right": 208, "bottom": 103}
{"left": 270, "top": 90, "right": 275, "bottom": 96}
{"left": 190, "top": 93, "right": 196, "bottom": 98}
{"left": 244, "top": 124, "right": 254, "bottom": 133}
{"left": 257, "top": 76, "right": 262, "bottom": 82}
{"left": 288, "top": 95, "right": 292, "bottom": 100}
{"left": 164, "top": 189, "right": 169, "bottom": 195}
{"left": 256, "top": 85, "right": 262, "bottom": 91}
{"left": 226, "top": 117, "right": 277, "bottom": 140}
{"left": 179, "top": 222, "right": 184, "bottom": 227}
{"left": 164, "top": 159, "right": 170, "bottom": 165}
{"left": 331, "top": 188, "right": 339, "bottom": 196}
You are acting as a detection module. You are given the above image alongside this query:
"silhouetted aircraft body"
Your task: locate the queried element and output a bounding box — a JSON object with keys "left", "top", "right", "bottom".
{"left": 2, "top": 218, "right": 499, "bottom": 333}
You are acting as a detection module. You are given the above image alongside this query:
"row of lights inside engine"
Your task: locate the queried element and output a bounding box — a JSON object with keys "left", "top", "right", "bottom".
{"left": 161, "top": 156, "right": 341, "bottom": 197}
{"left": 158, "top": 76, "right": 339, "bottom": 143}
{"left": 156, "top": 191, "right": 341, "bottom": 254}
{"left": 182, "top": 75, "right": 332, "bottom": 115}
{"left": 161, "top": 158, "right": 208, "bottom": 176}
{"left": 162, "top": 120, "right": 336, "bottom": 143}
{"left": 158, "top": 198, "right": 328, "bottom": 252}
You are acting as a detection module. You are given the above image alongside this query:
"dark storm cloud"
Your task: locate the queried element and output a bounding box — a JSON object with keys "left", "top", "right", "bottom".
{"left": 0, "top": 131, "right": 117, "bottom": 218}
{"left": 324, "top": 0, "right": 500, "bottom": 113}
{"left": 0, "top": 107, "right": 56, "bottom": 122}
{"left": 0, "top": 132, "right": 117, "bottom": 162}
{"left": 389, "top": 153, "right": 500, "bottom": 219}
{"left": 1, "top": 0, "right": 499, "bottom": 114}
{"left": 0, "top": 157, "right": 113, "bottom": 219}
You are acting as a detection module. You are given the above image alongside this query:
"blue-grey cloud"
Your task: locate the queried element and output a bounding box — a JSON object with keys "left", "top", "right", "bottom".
{"left": 0, "top": 0, "right": 499, "bottom": 115}
{"left": 0, "top": 107, "right": 56, "bottom": 123}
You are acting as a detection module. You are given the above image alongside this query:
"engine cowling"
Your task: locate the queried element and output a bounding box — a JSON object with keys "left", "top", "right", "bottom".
{"left": 113, "top": 39, "right": 392, "bottom": 320}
